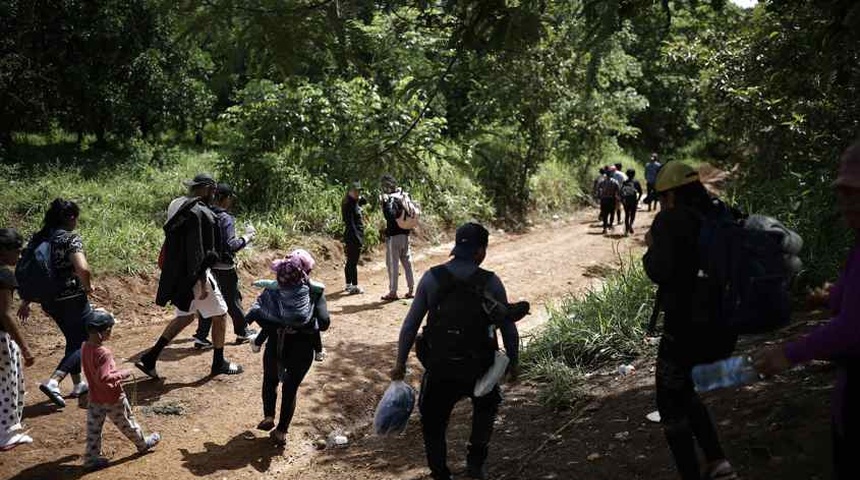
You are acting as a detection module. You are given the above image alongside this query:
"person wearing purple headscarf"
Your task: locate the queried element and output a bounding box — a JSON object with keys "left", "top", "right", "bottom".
{"left": 246, "top": 251, "right": 329, "bottom": 447}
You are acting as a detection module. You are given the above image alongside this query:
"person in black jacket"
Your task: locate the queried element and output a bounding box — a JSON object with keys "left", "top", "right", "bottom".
{"left": 341, "top": 181, "right": 366, "bottom": 295}
{"left": 136, "top": 174, "right": 243, "bottom": 379}
{"left": 643, "top": 162, "right": 738, "bottom": 480}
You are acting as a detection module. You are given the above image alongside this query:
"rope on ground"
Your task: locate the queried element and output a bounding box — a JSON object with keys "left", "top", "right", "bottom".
{"left": 500, "top": 399, "right": 601, "bottom": 480}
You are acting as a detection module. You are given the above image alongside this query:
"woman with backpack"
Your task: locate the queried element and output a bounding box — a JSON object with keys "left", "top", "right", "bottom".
{"left": 18, "top": 198, "right": 95, "bottom": 408}
{"left": 246, "top": 250, "right": 330, "bottom": 447}
{"left": 621, "top": 169, "right": 643, "bottom": 235}
{"left": 644, "top": 162, "right": 738, "bottom": 480}
{"left": 755, "top": 141, "right": 860, "bottom": 480}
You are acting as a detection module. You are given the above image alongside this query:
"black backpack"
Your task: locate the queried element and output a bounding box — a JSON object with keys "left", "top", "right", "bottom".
{"left": 620, "top": 180, "right": 638, "bottom": 202}
{"left": 418, "top": 266, "right": 497, "bottom": 381}
{"left": 698, "top": 200, "right": 793, "bottom": 336}
{"left": 15, "top": 233, "right": 62, "bottom": 303}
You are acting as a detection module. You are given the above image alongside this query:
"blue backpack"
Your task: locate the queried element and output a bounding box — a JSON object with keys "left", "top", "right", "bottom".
{"left": 15, "top": 235, "right": 61, "bottom": 303}
{"left": 698, "top": 201, "right": 793, "bottom": 335}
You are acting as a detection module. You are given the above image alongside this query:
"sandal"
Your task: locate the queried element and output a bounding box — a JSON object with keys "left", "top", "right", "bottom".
{"left": 0, "top": 432, "right": 33, "bottom": 451}
{"left": 134, "top": 360, "right": 160, "bottom": 380}
{"left": 404, "top": 291, "right": 414, "bottom": 299}
{"left": 269, "top": 429, "right": 287, "bottom": 446}
{"left": 380, "top": 294, "right": 399, "bottom": 302}
{"left": 211, "top": 361, "right": 244, "bottom": 376}
{"left": 39, "top": 383, "right": 66, "bottom": 408}
{"left": 257, "top": 419, "right": 275, "bottom": 431}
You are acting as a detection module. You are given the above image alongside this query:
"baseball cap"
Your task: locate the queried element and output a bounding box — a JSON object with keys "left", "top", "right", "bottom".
{"left": 655, "top": 161, "right": 699, "bottom": 193}
{"left": 351, "top": 181, "right": 362, "bottom": 190}
{"left": 450, "top": 222, "right": 490, "bottom": 258}
{"left": 87, "top": 308, "right": 116, "bottom": 329}
{"left": 215, "top": 183, "right": 235, "bottom": 197}
{"left": 183, "top": 173, "right": 216, "bottom": 188}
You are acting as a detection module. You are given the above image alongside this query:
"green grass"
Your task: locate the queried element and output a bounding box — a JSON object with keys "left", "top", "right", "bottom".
{"left": 522, "top": 262, "right": 656, "bottom": 409}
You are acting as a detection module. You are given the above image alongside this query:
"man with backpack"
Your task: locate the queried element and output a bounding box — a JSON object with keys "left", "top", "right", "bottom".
{"left": 390, "top": 222, "right": 522, "bottom": 480}
{"left": 643, "top": 162, "right": 739, "bottom": 480}
{"left": 380, "top": 174, "right": 417, "bottom": 301}
{"left": 598, "top": 168, "right": 621, "bottom": 234}
{"left": 620, "top": 169, "right": 643, "bottom": 235}
{"left": 191, "top": 184, "right": 258, "bottom": 348}
{"left": 136, "top": 174, "right": 243, "bottom": 379}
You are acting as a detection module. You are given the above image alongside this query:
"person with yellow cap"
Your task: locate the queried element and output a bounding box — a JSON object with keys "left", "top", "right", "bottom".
{"left": 643, "top": 161, "right": 739, "bottom": 480}
{"left": 755, "top": 141, "right": 860, "bottom": 480}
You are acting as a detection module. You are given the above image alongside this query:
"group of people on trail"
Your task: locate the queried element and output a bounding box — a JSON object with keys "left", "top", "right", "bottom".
{"left": 3, "top": 141, "right": 860, "bottom": 480}
{"left": 595, "top": 160, "right": 645, "bottom": 235}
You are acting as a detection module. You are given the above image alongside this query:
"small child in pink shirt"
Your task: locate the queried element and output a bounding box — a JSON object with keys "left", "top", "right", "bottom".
{"left": 81, "top": 309, "right": 160, "bottom": 470}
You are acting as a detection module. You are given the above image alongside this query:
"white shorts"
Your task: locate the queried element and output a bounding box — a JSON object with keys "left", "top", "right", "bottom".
{"left": 175, "top": 270, "right": 228, "bottom": 319}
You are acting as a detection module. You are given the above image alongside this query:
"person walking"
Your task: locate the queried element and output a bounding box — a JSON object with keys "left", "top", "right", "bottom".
{"left": 643, "top": 161, "right": 738, "bottom": 480}
{"left": 612, "top": 163, "right": 628, "bottom": 220}
{"left": 247, "top": 252, "right": 330, "bottom": 447}
{"left": 0, "top": 228, "right": 34, "bottom": 450}
{"left": 598, "top": 169, "right": 621, "bottom": 234}
{"left": 645, "top": 153, "right": 663, "bottom": 211}
{"left": 135, "top": 173, "right": 243, "bottom": 379}
{"left": 81, "top": 310, "right": 160, "bottom": 470}
{"left": 18, "top": 199, "right": 95, "bottom": 408}
{"left": 390, "top": 222, "right": 521, "bottom": 480}
{"left": 380, "top": 175, "right": 415, "bottom": 301}
{"left": 191, "top": 183, "right": 258, "bottom": 348}
{"left": 755, "top": 141, "right": 860, "bottom": 480}
{"left": 341, "top": 181, "right": 366, "bottom": 295}
{"left": 621, "top": 169, "right": 643, "bottom": 235}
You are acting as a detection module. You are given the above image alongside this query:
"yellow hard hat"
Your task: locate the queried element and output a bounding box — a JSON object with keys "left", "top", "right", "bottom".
{"left": 655, "top": 161, "right": 700, "bottom": 193}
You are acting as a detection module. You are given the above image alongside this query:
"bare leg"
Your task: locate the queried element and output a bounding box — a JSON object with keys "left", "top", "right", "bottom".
{"left": 211, "top": 314, "right": 226, "bottom": 349}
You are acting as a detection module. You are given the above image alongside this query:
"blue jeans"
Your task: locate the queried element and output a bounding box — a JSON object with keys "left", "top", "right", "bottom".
{"left": 42, "top": 295, "right": 94, "bottom": 376}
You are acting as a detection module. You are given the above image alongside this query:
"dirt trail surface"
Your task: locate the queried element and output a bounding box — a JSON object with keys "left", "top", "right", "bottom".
{"left": 0, "top": 208, "right": 835, "bottom": 480}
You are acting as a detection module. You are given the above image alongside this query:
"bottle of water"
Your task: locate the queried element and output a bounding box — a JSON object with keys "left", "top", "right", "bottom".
{"left": 692, "top": 356, "right": 759, "bottom": 393}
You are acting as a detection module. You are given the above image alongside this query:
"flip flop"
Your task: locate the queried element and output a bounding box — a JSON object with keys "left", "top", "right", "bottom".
{"left": 134, "top": 361, "right": 161, "bottom": 380}
{"left": 404, "top": 292, "right": 414, "bottom": 299}
{"left": 269, "top": 429, "right": 287, "bottom": 446}
{"left": 380, "top": 294, "right": 399, "bottom": 302}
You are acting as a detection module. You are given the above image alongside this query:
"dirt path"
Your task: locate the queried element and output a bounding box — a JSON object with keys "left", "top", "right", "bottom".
{"left": 1, "top": 208, "right": 656, "bottom": 480}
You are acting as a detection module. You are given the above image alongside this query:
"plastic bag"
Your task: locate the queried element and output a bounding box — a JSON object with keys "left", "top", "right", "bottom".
{"left": 474, "top": 351, "right": 510, "bottom": 397}
{"left": 373, "top": 381, "right": 416, "bottom": 436}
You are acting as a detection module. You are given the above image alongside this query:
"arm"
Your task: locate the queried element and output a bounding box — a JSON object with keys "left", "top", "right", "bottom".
{"left": 253, "top": 279, "right": 279, "bottom": 290}
{"left": 314, "top": 294, "right": 330, "bottom": 332}
{"left": 1, "top": 288, "right": 33, "bottom": 365}
{"left": 393, "top": 272, "right": 433, "bottom": 373}
{"left": 97, "top": 349, "right": 131, "bottom": 385}
{"left": 222, "top": 214, "right": 247, "bottom": 253}
{"left": 342, "top": 200, "right": 363, "bottom": 244}
{"left": 70, "top": 252, "right": 93, "bottom": 293}
{"left": 486, "top": 276, "right": 519, "bottom": 365}
{"left": 642, "top": 212, "right": 680, "bottom": 285}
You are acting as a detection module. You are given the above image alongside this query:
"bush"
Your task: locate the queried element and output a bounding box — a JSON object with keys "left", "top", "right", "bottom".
{"left": 523, "top": 262, "right": 656, "bottom": 406}
{"left": 530, "top": 159, "right": 590, "bottom": 216}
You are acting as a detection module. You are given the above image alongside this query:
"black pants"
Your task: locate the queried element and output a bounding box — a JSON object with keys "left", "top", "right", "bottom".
{"left": 646, "top": 183, "right": 658, "bottom": 210}
{"left": 42, "top": 295, "right": 94, "bottom": 375}
{"left": 196, "top": 268, "right": 249, "bottom": 338}
{"left": 599, "top": 197, "right": 617, "bottom": 231}
{"left": 623, "top": 199, "right": 638, "bottom": 233}
{"left": 656, "top": 349, "right": 726, "bottom": 480}
{"left": 344, "top": 241, "right": 361, "bottom": 286}
{"left": 419, "top": 372, "right": 502, "bottom": 480}
{"left": 262, "top": 330, "right": 314, "bottom": 432}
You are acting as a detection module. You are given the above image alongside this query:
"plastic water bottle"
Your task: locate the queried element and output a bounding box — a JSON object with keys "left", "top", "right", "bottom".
{"left": 692, "top": 356, "right": 759, "bottom": 393}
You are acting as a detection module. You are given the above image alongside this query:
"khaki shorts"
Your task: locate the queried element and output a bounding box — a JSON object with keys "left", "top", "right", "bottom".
{"left": 175, "top": 270, "right": 228, "bottom": 319}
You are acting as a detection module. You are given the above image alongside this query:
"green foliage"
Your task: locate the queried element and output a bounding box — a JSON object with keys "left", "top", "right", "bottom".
{"left": 529, "top": 160, "right": 589, "bottom": 216}
{"left": 523, "top": 263, "right": 655, "bottom": 406}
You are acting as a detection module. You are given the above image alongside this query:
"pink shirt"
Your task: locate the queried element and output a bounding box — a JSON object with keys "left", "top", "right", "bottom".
{"left": 82, "top": 342, "right": 130, "bottom": 404}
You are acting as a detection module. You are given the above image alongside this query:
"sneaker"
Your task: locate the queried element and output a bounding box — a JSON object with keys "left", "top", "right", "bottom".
{"left": 211, "top": 361, "right": 244, "bottom": 376}
{"left": 344, "top": 284, "right": 354, "bottom": 293}
{"left": 140, "top": 432, "right": 161, "bottom": 452}
{"left": 269, "top": 429, "right": 287, "bottom": 446}
{"left": 84, "top": 457, "right": 110, "bottom": 471}
{"left": 69, "top": 382, "right": 89, "bottom": 398}
{"left": 465, "top": 463, "right": 488, "bottom": 479}
{"left": 192, "top": 335, "right": 213, "bottom": 350}
{"left": 257, "top": 418, "right": 275, "bottom": 431}
{"left": 347, "top": 285, "right": 365, "bottom": 295}
{"left": 39, "top": 381, "right": 66, "bottom": 408}
{"left": 0, "top": 432, "right": 33, "bottom": 451}
{"left": 235, "top": 328, "right": 258, "bottom": 345}
{"left": 250, "top": 341, "right": 262, "bottom": 354}
{"left": 707, "top": 460, "right": 739, "bottom": 480}
{"left": 314, "top": 350, "right": 327, "bottom": 362}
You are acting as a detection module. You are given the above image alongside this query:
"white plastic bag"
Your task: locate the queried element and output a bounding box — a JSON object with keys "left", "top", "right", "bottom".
{"left": 373, "top": 381, "right": 416, "bottom": 436}
{"left": 474, "top": 351, "right": 510, "bottom": 397}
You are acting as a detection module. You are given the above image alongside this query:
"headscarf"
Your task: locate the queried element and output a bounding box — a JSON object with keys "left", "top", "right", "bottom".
{"left": 270, "top": 249, "right": 316, "bottom": 287}
{"left": 289, "top": 248, "right": 316, "bottom": 274}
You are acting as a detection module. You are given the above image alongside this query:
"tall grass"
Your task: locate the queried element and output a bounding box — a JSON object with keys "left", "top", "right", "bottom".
{"left": 522, "top": 262, "right": 656, "bottom": 408}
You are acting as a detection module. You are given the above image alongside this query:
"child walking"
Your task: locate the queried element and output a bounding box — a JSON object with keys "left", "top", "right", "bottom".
{"left": 82, "top": 309, "right": 160, "bottom": 470}
{"left": 0, "top": 228, "right": 34, "bottom": 451}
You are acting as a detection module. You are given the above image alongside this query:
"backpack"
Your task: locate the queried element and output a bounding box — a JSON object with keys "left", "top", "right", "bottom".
{"left": 393, "top": 192, "right": 421, "bottom": 230}
{"left": 417, "top": 266, "right": 497, "bottom": 382}
{"left": 620, "top": 180, "right": 638, "bottom": 202}
{"left": 599, "top": 178, "right": 619, "bottom": 199}
{"left": 698, "top": 201, "right": 793, "bottom": 336}
{"left": 15, "top": 235, "right": 61, "bottom": 303}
